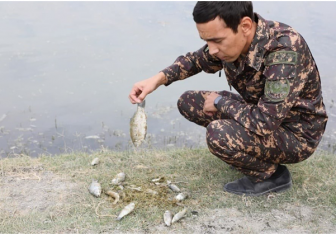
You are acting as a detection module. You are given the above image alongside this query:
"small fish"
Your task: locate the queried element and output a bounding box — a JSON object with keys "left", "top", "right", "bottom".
{"left": 88, "top": 180, "right": 102, "bottom": 197}
{"left": 151, "top": 176, "right": 165, "bottom": 183}
{"left": 145, "top": 189, "right": 158, "bottom": 195}
{"left": 105, "top": 190, "right": 120, "bottom": 204}
{"left": 91, "top": 157, "right": 99, "bottom": 166}
{"left": 134, "top": 164, "right": 149, "bottom": 169}
{"left": 163, "top": 210, "right": 173, "bottom": 227}
{"left": 172, "top": 208, "right": 187, "bottom": 224}
{"left": 128, "top": 185, "right": 142, "bottom": 191}
{"left": 167, "top": 181, "right": 180, "bottom": 193}
{"left": 111, "top": 172, "right": 126, "bottom": 185}
{"left": 130, "top": 100, "right": 147, "bottom": 147}
{"left": 175, "top": 192, "right": 189, "bottom": 202}
{"left": 116, "top": 202, "right": 135, "bottom": 221}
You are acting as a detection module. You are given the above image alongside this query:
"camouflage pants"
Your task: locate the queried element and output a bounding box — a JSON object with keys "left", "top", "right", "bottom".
{"left": 177, "top": 90, "right": 315, "bottom": 182}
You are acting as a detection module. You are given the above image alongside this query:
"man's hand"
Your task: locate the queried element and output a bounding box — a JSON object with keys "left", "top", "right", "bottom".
{"left": 129, "top": 72, "right": 167, "bottom": 104}
{"left": 203, "top": 92, "right": 220, "bottom": 116}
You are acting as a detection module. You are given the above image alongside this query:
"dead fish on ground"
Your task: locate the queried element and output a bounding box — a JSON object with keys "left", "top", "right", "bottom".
{"left": 134, "top": 164, "right": 149, "bottom": 169}
{"left": 105, "top": 190, "right": 120, "bottom": 204}
{"left": 151, "top": 176, "right": 165, "bottom": 183}
{"left": 145, "top": 189, "right": 158, "bottom": 195}
{"left": 111, "top": 172, "right": 126, "bottom": 185}
{"left": 91, "top": 157, "right": 99, "bottom": 166}
{"left": 175, "top": 192, "right": 189, "bottom": 202}
{"left": 116, "top": 202, "right": 135, "bottom": 221}
{"left": 163, "top": 210, "right": 173, "bottom": 227}
{"left": 127, "top": 185, "right": 142, "bottom": 191}
{"left": 130, "top": 100, "right": 147, "bottom": 147}
{"left": 172, "top": 208, "right": 187, "bottom": 224}
{"left": 167, "top": 181, "right": 180, "bottom": 193}
{"left": 88, "top": 180, "right": 102, "bottom": 197}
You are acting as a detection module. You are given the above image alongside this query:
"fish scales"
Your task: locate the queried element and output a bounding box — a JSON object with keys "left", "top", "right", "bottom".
{"left": 130, "top": 100, "right": 147, "bottom": 147}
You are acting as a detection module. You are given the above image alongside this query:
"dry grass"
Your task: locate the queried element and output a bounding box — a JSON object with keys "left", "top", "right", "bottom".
{"left": 0, "top": 147, "right": 335, "bottom": 233}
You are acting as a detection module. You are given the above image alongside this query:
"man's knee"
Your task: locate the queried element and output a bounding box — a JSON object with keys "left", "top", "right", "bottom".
{"left": 206, "top": 120, "right": 236, "bottom": 155}
{"left": 177, "top": 90, "right": 193, "bottom": 115}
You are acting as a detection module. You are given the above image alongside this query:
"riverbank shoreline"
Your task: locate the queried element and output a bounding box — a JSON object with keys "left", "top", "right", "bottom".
{"left": 1, "top": 147, "right": 335, "bottom": 233}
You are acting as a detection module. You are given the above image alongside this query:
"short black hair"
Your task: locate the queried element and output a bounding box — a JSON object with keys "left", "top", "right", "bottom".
{"left": 193, "top": 1, "right": 254, "bottom": 33}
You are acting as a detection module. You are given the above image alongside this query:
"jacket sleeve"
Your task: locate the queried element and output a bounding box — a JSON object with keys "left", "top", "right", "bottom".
{"left": 161, "top": 44, "right": 223, "bottom": 86}
{"left": 216, "top": 49, "right": 309, "bottom": 136}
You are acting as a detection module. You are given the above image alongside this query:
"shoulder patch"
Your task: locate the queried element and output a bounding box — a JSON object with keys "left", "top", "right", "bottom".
{"left": 264, "top": 78, "right": 290, "bottom": 102}
{"left": 265, "top": 51, "right": 298, "bottom": 66}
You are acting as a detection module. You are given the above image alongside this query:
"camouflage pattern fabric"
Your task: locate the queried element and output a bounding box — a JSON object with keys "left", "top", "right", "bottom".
{"left": 162, "top": 13, "right": 328, "bottom": 181}
{"left": 178, "top": 90, "right": 314, "bottom": 181}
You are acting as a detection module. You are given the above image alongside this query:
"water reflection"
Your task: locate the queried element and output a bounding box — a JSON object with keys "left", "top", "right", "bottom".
{"left": 0, "top": 2, "right": 335, "bottom": 157}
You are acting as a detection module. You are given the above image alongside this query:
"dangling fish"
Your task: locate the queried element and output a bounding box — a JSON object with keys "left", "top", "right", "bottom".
{"left": 130, "top": 100, "right": 147, "bottom": 147}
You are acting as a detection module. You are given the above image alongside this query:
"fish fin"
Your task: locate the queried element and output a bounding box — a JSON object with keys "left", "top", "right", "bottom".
{"left": 138, "top": 100, "right": 146, "bottom": 108}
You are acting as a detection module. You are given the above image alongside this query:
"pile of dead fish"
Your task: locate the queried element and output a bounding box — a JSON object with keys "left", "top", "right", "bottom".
{"left": 88, "top": 157, "right": 189, "bottom": 226}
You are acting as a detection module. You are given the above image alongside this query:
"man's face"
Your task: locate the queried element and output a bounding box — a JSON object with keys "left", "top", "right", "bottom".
{"left": 196, "top": 16, "right": 248, "bottom": 63}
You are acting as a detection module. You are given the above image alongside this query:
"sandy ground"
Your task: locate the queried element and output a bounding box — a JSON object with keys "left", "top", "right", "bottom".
{"left": 1, "top": 168, "right": 335, "bottom": 233}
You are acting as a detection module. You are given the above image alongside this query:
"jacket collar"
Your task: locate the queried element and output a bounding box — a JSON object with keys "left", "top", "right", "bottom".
{"left": 225, "top": 13, "right": 269, "bottom": 74}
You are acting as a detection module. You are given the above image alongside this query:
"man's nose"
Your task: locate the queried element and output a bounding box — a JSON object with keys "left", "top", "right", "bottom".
{"left": 208, "top": 43, "right": 219, "bottom": 55}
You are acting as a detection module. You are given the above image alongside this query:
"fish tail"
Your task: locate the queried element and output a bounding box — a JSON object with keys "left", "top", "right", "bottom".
{"left": 138, "top": 100, "right": 146, "bottom": 108}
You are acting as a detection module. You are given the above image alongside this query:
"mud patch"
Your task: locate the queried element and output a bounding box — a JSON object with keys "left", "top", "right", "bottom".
{"left": 149, "top": 205, "right": 336, "bottom": 234}
{"left": 0, "top": 169, "right": 78, "bottom": 216}
{"left": 189, "top": 205, "right": 335, "bottom": 233}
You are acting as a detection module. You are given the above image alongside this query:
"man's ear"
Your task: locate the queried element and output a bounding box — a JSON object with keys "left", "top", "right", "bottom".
{"left": 240, "top": 16, "right": 253, "bottom": 36}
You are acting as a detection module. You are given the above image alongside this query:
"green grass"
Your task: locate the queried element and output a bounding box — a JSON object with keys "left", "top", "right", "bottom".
{"left": 0, "top": 147, "right": 335, "bottom": 233}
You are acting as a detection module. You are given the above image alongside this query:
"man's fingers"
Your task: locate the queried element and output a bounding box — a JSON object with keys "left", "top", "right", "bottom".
{"left": 203, "top": 110, "right": 214, "bottom": 116}
{"left": 128, "top": 95, "right": 137, "bottom": 104}
{"left": 204, "top": 111, "right": 214, "bottom": 116}
{"left": 138, "top": 88, "right": 149, "bottom": 101}
{"left": 129, "top": 94, "right": 141, "bottom": 103}
{"left": 129, "top": 86, "right": 143, "bottom": 103}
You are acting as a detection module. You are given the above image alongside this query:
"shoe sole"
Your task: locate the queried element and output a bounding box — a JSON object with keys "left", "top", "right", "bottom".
{"left": 224, "top": 180, "right": 292, "bottom": 197}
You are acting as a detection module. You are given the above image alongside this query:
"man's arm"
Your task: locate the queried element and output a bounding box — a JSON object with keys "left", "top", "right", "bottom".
{"left": 161, "top": 44, "right": 223, "bottom": 86}
{"left": 129, "top": 72, "right": 167, "bottom": 104}
{"left": 129, "top": 44, "right": 222, "bottom": 103}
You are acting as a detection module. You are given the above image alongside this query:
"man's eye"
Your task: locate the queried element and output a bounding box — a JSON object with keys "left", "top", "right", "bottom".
{"left": 215, "top": 40, "right": 222, "bottom": 43}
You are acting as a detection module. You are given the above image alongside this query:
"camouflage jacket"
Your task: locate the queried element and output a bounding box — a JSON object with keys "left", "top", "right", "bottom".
{"left": 161, "top": 13, "right": 328, "bottom": 148}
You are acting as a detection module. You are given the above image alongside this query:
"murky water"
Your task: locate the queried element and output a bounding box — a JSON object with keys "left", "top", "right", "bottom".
{"left": 0, "top": 1, "right": 335, "bottom": 157}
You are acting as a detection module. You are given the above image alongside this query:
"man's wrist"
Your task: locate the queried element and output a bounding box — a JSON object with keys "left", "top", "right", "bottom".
{"left": 157, "top": 72, "right": 168, "bottom": 86}
{"left": 214, "top": 95, "right": 223, "bottom": 109}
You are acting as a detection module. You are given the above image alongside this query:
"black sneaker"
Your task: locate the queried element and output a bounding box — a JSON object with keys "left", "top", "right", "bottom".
{"left": 224, "top": 165, "right": 292, "bottom": 196}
